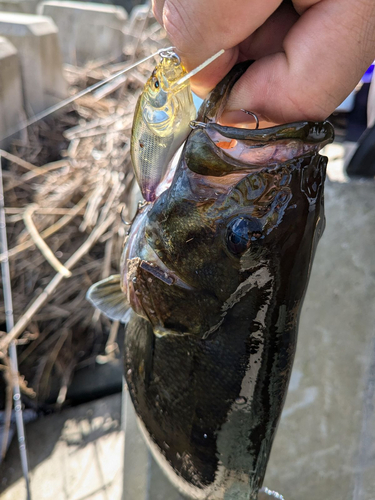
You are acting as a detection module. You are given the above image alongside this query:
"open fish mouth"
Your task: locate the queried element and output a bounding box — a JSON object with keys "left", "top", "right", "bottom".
{"left": 190, "top": 120, "right": 333, "bottom": 170}
{"left": 124, "top": 120, "right": 333, "bottom": 312}
{"left": 183, "top": 120, "right": 334, "bottom": 179}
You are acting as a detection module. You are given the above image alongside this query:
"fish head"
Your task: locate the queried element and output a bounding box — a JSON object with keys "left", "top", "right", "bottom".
{"left": 131, "top": 50, "right": 196, "bottom": 201}
{"left": 123, "top": 117, "right": 334, "bottom": 338}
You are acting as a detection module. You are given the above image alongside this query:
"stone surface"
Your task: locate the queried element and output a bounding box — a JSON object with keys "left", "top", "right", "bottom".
{"left": 1, "top": 173, "right": 375, "bottom": 500}
{"left": 0, "top": 36, "right": 23, "bottom": 147}
{"left": 38, "top": 1, "right": 128, "bottom": 66}
{"left": 0, "top": 394, "right": 124, "bottom": 500}
{"left": 0, "top": 13, "right": 67, "bottom": 116}
{"left": 0, "top": 0, "right": 38, "bottom": 13}
{"left": 262, "top": 178, "right": 375, "bottom": 500}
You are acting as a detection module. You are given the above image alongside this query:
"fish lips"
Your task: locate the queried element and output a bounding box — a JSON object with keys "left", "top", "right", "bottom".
{"left": 123, "top": 206, "right": 211, "bottom": 337}
{"left": 185, "top": 120, "right": 334, "bottom": 177}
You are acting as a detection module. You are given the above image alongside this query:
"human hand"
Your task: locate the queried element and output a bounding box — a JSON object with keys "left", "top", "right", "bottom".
{"left": 152, "top": 0, "right": 375, "bottom": 126}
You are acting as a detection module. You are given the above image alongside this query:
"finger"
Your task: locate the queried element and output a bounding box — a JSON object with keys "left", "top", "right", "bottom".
{"left": 292, "top": 0, "right": 321, "bottom": 15}
{"left": 223, "top": 0, "right": 375, "bottom": 124}
{"left": 152, "top": 0, "right": 165, "bottom": 26}
{"left": 191, "top": 1, "right": 299, "bottom": 100}
{"left": 158, "top": 0, "right": 283, "bottom": 93}
{"left": 238, "top": 2, "right": 299, "bottom": 61}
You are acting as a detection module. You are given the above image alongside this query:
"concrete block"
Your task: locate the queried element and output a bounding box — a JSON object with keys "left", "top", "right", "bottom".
{"left": 0, "top": 13, "right": 67, "bottom": 116}
{"left": 0, "top": 37, "right": 23, "bottom": 147}
{"left": 38, "top": 1, "right": 128, "bottom": 66}
{"left": 0, "top": 0, "right": 39, "bottom": 14}
{"left": 0, "top": 394, "right": 124, "bottom": 500}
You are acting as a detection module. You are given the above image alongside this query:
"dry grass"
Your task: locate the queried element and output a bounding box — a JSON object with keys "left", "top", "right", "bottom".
{"left": 0, "top": 15, "right": 169, "bottom": 418}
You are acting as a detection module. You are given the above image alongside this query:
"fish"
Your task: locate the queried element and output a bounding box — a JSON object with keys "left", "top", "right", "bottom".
{"left": 87, "top": 61, "right": 334, "bottom": 499}
{"left": 130, "top": 48, "right": 196, "bottom": 202}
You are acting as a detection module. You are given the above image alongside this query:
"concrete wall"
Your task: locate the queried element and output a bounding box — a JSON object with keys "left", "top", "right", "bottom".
{"left": 38, "top": 0, "right": 128, "bottom": 65}
{"left": 0, "top": 36, "right": 23, "bottom": 147}
{"left": 0, "top": 0, "right": 39, "bottom": 14}
{"left": 0, "top": 13, "right": 67, "bottom": 116}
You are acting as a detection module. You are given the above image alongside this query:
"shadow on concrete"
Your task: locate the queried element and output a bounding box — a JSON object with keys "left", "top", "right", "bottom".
{"left": 0, "top": 393, "right": 122, "bottom": 495}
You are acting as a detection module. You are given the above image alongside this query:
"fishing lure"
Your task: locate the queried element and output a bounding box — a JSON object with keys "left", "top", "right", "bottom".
{"left": 131, "top": 48, "right": 224, "bottom": 201}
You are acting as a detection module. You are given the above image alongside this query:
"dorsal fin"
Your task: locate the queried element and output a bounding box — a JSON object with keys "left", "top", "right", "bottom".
{"left": 86, "top": 275, "right": 130, "bottom": 323}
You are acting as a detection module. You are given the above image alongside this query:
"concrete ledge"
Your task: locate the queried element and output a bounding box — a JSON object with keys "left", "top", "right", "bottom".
{"left": 0, "top": 36, "right": 23, "bottom": 147}
{"left": 0, "top": 0, "right": 39, "bottom": 14}
{"left": 38, "top": 1, "right": 128, "bottom": 65}
{"left": 0, "top": 13, "right": 67, "bottom": 116}
{"left": 0, "top": 394, "right": 123, "bottom": 500}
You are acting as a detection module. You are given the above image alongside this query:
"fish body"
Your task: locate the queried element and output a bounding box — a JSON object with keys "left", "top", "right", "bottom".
{"left": 88, "top": 62, "right": 334, "bottom": 499}
{"left": 131, "top": 49, "right": 196, "bottom": 201}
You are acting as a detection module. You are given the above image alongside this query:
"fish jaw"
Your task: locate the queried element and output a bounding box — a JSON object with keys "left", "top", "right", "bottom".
{"left": 122, "top": 204, "right": 206, "bottom": 336}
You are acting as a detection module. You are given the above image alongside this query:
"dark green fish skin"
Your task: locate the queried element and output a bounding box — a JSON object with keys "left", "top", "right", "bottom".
{"left": 88, "top": 62, "right": 334, "bottom": 499}
{"left": 124, "top": 147, "right": 330, "bottom": 499}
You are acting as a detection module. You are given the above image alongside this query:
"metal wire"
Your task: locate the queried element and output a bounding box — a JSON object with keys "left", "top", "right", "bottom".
{"left": 0, "top": 156, "right": 32, "bottom": 500}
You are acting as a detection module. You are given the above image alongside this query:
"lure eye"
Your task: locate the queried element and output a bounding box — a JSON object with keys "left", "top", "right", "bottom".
{"left": 153, "top": 77, "right": 160, "bottom": 89}
{"left": 226, "top": 217, "right": 262, "bottom": 255}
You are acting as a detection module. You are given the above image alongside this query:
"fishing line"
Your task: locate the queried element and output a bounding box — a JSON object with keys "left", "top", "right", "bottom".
{"left": 0, "top": 47, "right": 174, "bottom": 142}
{"left": 0, "top": 156, "right": 32, "bottom": 500}
{"left": 1, "top": 47, "right": 225, "bottom": 142}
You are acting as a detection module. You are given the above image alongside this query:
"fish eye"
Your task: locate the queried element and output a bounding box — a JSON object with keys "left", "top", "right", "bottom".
{"left": 226, "top": 217, "right": 262, "bottom": 255}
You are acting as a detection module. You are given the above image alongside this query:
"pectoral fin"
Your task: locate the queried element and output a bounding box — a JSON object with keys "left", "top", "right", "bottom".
{"left": 86, "top": 275, "right": 130, "bottom": 323}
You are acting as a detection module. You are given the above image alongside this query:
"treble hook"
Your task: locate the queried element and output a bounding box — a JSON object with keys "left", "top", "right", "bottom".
{"left": 240, "top": 109, "right": 259, "bottom": 130}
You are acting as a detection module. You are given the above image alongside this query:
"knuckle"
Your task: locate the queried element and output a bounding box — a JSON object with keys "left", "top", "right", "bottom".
{"left": 162, "top": 0, "right": 195, "bottom": 50}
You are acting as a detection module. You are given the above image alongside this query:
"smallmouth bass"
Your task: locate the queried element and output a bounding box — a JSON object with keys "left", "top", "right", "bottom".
{"left": 88, "top": 62, "right": 334, "bottom": 499}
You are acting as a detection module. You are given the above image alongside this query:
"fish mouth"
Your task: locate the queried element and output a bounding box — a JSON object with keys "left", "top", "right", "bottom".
{"left": 122, "top": 205, "right": 192, "bottom": 321}
{"left": 185, "top": 120, "right": 334, "bottom": 177}
{"left": 209, "top": 121, "right": 333, "bottom": 165}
